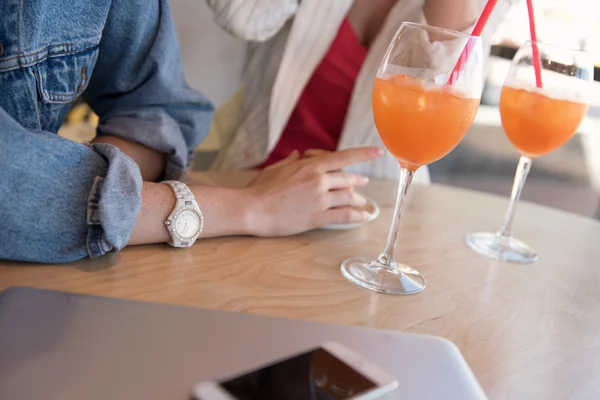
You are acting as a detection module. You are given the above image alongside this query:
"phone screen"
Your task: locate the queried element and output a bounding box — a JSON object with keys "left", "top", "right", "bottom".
{"left": 217, "top": 347, "right": 377, "bottom": 400}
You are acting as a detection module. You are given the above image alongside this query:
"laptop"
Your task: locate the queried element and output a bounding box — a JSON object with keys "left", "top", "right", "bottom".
{"left": 0, "top": 287, "right": 486, "bottom": 399}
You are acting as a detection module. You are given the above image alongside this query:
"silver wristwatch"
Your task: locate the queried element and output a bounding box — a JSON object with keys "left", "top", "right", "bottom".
{"left": 162, "top": 181, "right": 203, "bottom": 248}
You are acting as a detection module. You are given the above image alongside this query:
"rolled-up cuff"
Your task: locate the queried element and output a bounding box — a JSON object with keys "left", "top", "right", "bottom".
{"left": 86, "top": 143, "right": 143, "bottom": 258}
{"left": 96, "top": 109, "right": 190, "bottom": 181}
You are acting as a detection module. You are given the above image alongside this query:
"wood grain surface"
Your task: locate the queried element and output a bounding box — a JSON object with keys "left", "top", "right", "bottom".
{"left": 1, "top": 171, "right": 599, "bottom": 399}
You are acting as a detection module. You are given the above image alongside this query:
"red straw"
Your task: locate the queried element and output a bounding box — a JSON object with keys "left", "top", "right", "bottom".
{"left": 526, "top": 0, "right": 543, "bottom": 88}
{"left": 447, "top": 0, "right": 498, "bottom": 85}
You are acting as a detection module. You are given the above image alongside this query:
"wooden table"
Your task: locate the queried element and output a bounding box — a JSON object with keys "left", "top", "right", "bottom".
{"left": 1, "top": 172, "right": 599, "bottom": 399}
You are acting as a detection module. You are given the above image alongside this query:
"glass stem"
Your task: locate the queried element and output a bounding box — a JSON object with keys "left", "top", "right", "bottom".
{"left": 378, "top": 167, "right": 414, "bottom": 268}
{"left": 497, "top": 156, "right": 532, "bottom": 239}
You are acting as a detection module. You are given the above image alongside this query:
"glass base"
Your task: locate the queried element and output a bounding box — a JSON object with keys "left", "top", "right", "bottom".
{"left": 466, "top": 232, "right": 538, "bottom": 264}
{"left": 340, "top": 257, "right": 426, "bottom": 295}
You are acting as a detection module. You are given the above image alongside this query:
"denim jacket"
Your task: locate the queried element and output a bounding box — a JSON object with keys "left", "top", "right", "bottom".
{"left": 0, "top": 0, "right": 214, "bottom": 263}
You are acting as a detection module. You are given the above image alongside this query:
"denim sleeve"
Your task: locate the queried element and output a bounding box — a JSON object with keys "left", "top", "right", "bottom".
{"left": 83, "top": 0, "right": 214, "bottom": 181}
{"left": 0, "top": 108, "right": 142, "bottom": 263}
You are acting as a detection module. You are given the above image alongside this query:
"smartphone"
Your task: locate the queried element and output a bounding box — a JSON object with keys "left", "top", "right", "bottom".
{"left": 193, "top": 341, "right": 398, "bottom": 400}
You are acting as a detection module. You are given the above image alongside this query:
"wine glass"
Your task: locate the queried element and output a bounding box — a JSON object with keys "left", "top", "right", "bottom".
{"left": 466, "top": 41, "right": 593, "bottom": 264}
{"left": 341, "top": 22, "right": 483, "bottom": 295}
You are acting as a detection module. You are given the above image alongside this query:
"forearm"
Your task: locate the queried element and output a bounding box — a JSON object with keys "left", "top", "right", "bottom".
{"left": 0, "top": 108, "right": 142, "bottom": 263}
{"left": 127, "top": 146, "right": 382, "bottom": 246}
{"left": 93, "top": 136, "right": 166, "bottom": 182}
{"left": 128, "top": 183, "right": 251, "bottom": 245}
{"left": 423, "top": 0, "right": 478, "bottom": 31}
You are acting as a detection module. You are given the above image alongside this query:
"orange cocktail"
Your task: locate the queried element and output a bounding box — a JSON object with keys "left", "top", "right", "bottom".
{"left": 500, "top": 86, "right": 589, "bottom": 157}
{"left": 466, "top": 40, "right": 593, "bottom": 265}
{"left": 342, "top": 22, "right": 484, "bottom": 296}
{"left": 372, "top": 75, "right": 479, "bottom": 171}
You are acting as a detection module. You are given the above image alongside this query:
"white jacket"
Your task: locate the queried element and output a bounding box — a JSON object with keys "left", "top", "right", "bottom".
{"left": 207, "top": 0, "right": 517, "bottom": 184}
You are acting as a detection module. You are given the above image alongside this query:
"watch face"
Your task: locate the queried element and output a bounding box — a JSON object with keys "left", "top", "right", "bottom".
{"left": 175, "top": 210, "right": 201, "bottom": 239}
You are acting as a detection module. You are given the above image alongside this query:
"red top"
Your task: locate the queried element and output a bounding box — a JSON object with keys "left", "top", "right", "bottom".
{"left": 257, "top": 18, "right": 367, "bottom": 168}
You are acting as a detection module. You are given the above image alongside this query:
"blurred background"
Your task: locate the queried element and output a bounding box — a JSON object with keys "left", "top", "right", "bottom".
{"left": 60, "top": 0, "right": 600, "bottom": 218}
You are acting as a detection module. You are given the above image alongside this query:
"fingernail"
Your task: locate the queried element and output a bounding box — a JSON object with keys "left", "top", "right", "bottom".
{"left": 359, "top": 176, "right": 369, "bottom": 184}
{"left": 374, "top": 148, "right": 384, "bottom": 157}
{"left": 362, "top": 211, "right": 371, "bottom": 221}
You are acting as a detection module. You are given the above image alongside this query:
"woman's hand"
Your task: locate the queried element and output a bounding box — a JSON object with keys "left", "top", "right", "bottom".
{"left": 129, "top": 147, "right": 382, "bottom": 246}
{"left": 243, "top": 147, "right": 382, "bottom": 236}
{"left": 302, "top": 148, "right": 332, "bottom": 159}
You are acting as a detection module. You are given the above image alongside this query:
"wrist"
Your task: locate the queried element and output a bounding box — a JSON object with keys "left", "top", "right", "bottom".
{"left": 128, "top": 182, "right": 174, "bottom": 246}
{"left": 237, "top": 187, "right": 265, "bottom": 237}
{"left": 226, "top": 187, "right": 257, "bottom": 236}
{"left": 189, "top": 185, "right": 256, "bottom": 237}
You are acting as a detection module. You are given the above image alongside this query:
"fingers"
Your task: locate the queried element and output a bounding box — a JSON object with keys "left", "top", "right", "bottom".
{"left": 327, "top": 189, "right": 367, "bottom": 209}
{"left": 325, "top": 172, "right": 369, "bottom": 190}
{"left": 303, "top": 149, "right": 330, "bottom": 159}
{"left": 265, "top": 150, "right": 300, "bottom": 170}
{"left": 304, "top": 149, "right": 342, "bottom": 173}
{"left": 307, "top": 147, "right": 383, "bottom": 172}
{"left": 317, "top": 207, "right": 371, "bottom": 227}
